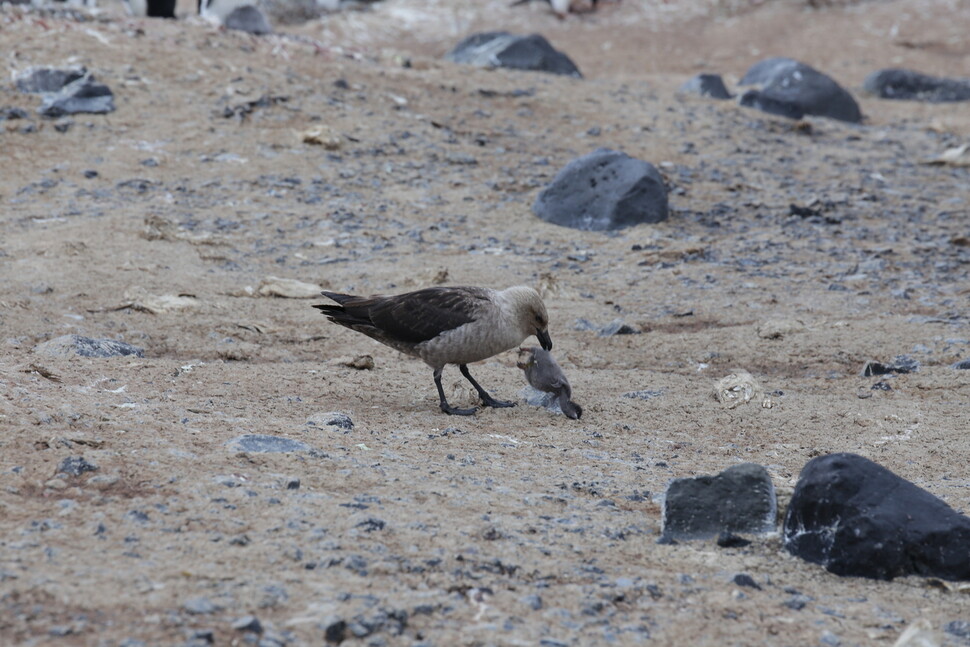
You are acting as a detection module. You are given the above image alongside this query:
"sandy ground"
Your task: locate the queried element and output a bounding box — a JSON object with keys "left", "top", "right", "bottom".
{"left": 2, "top": 0, "right": 970, "bottom": 645}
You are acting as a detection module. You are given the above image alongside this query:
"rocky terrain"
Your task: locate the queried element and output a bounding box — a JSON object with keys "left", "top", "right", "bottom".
{"left": 1, "top": 0, "right": 969, "bottom": 645}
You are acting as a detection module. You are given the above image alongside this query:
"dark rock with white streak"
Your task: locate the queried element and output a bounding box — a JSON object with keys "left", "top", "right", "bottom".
{"left": 446, "top": 32, "right": 581, "bottom": 78}
{"left": 738, "top": 57, "right": 861, "bottom": 123}
{"left": 38, "top": 77, "right": 115, "bottom": 118}
{"left": 784, "top": 453, "right": 970, "bottom": 580}
{"left": 533, "top": 148, "right": 668, "bottom": 231}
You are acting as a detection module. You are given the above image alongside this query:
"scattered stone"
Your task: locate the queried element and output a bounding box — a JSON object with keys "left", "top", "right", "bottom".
{"left": 227, "top": 434, "right": 310, "bottom": 453}
{"left": 16, "top": 66, "right": 87, "bottom": 94}
{"left": 756, "top": 318, "right": 806, "bottom": 340}
{"left": 338, "top": 355, "right": 374, "bottom": 370}
{"left": 680, "top": 73, "right": 732, "bottom": 99}
{"left": 39, "top": 76, "right": 115, "bottom": 118}
{"left": 188, "top": 629, "right": 215, "bottom": 645}
{"left": 323, "top": 617, "right": 347, "bottom": 643}
{"left": 863, "top": 69, "right": 970, "bottom": 103}
{"left": 732, "top": 573, "right": 761, "bottom": 590}
{"left": 945, "top": 621, "right": 970, "bottom": 640}
{"left": 446, "top": 32, "right": 582, "bottom": 78}
{"left": 598, "top": 319, "right": 641, "bottom": 336}
{"left": 354, "top": 517, "right": 386, "bottom": 532}
{"left": 88, "top": 474, "right": 120, "bottom": 489}
{"left": 184, "top": 597, "right": 219, "bottom": 615}
{"left": 57, "top": 456, "right": 98, "bottom": 477}
{"left": 716, "top": 531, "right": 751, "bottom": 548}
{"left": 1, "top": 107, "right": 29, "bottom": 120}
{"left": 122, "top": 288, "right": 201, "bottom": 314}
{"left": 784, "top": 594, "right": 812, "bottom": 611}
{"left": 622, "top": 389, "right": 663, "bottom": 400}
{"left": 738, "top": 57, "right": 862, "bottom": 123}
{"left": 301, "top": 124, "right": 342, "bottom": 149}
{"left": 306, "top": 411, "right": 354, "bottom": 433}
{"left": 54, "top": 119, "right": 74, "bottom": 133}
{"left": 661, "top": 463, "right": 777, "bottom": 541}
{"left": 784, "top": 453, "right": 970, "bottom": 580}
{"left": 224, "top": 5, "right": 272, "bottom": 34}
{"left": 953, "top": 358, "right": 970, "bottom": 370}
{"left": 862, "top": 355, "right": 919, "bottom": 377}
{"left": 127, "top": 509, "right": 150, "bottom": 524}
{"left": 533, "top": 148, "right": 669, "bottom": 231}
{"left": 231, "top": 615, "right": 263, "bottom": 633}
{"left": 520, "top": 593, "right": 543, "bottom": 610}
{"left": 34, "top": 335, "right": 144, "bottom": 359}
{"left": 256, "top": 276, "right": 323, "bottom": 298}
{"left": 45, "top": 478, "right": 68, "bottom": 490}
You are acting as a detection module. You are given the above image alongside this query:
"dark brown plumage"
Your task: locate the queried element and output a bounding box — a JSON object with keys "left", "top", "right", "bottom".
{"left": 314, "top": 285, "right": 552, "bottom": 415}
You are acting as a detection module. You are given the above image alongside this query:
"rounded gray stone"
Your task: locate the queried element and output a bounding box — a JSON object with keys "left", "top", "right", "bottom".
{"left": 34, "top": 335, "right": 144, "bottom": 359}
{"left": 533, "top": 148, "right": 668, "bottom": 232}
{"left": 228, "top": 434, "right": 310, "bottom": 453}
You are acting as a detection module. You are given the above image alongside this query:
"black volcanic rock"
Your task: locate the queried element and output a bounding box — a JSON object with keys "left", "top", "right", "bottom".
{"left": 738, "top": 57, "right": 861, "bottom": 123}
{"left": 533, "top": 148, "right": 668, "bottom": 231}
{"left": 784, "top": 453, "right": 970, "bottom": 580}
{"left": 661, "top": 463, "right": 776, "bottom": 541}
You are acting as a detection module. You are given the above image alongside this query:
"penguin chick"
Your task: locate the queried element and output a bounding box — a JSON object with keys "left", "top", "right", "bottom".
{"left": 517, "top": 347, "right": 582, "bottom": 419}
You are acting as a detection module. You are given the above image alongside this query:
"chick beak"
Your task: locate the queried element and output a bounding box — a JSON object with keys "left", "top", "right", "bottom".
{"left": 536, "top": 328, "right": 552, "bottom": 351}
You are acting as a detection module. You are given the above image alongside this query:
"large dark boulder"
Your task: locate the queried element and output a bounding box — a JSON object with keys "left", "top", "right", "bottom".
{"left": 446, "top": 32, "right": 581, "bottom": 78}
{"left": 738, "top": 57, "right": 862, "bottom": 123}
{"left": 533, "top": 148, "right": 668, "bottom": 231}
{"left": 661, "top": 463, "right": 777, "bottom": 541}
{"left": 863, "top": 69, "right": 970, "bottom": 103}
{"left": 784, "top": 453, "right": 970, "bottom": 581}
